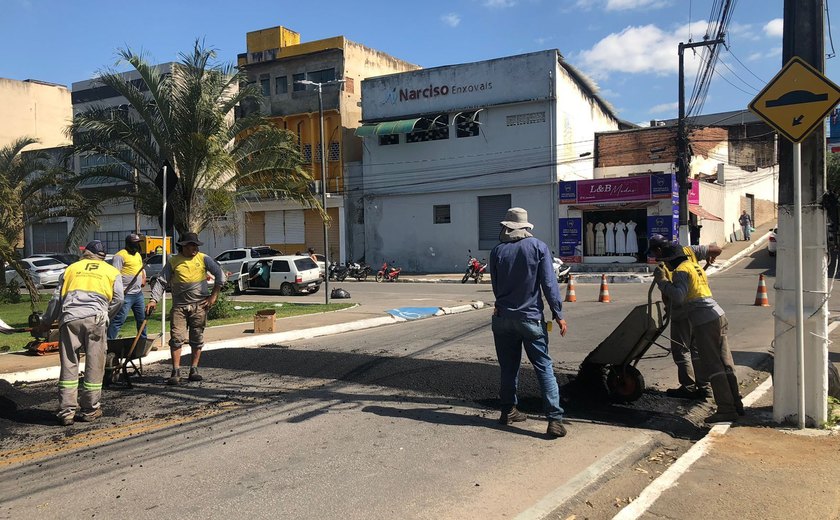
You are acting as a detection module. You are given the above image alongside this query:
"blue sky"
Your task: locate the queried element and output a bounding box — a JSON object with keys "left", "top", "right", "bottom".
{"left": 2, "top": 0, "right": 837, "bottom": 125}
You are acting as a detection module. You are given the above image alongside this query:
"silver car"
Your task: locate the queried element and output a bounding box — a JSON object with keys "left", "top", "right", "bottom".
{"left": 4, "top": 257, "right": 67, "bottom": 288}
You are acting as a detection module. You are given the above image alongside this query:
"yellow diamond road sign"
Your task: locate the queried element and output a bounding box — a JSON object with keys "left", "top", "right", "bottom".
{"left": 749, "top": 56, "right": 840, "bottom": 143}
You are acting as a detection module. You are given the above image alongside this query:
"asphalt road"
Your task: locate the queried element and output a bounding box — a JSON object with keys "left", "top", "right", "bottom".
{"left": 0, "top": 248, "right": 782, "bottom": 520}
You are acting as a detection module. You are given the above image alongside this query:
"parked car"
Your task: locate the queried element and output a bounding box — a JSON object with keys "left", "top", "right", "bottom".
{"left": 144, "top": 253, "right": 169, "bottom": 281}
{"left": 31, "top": 252, "right": 80, "bottom": 266}
{"left": 236, "top": 255, "right": 321, "bottom": 296}
{"left": 767, "top": 228, "right": 777, "bottom": 257}
{"left": 215, "top": 246, "right": 282, "bottom": 283}
{"left": 312, "top": 253, "right": 326, "bottom": 279}
{"left": 4, "top": 257, "right": 67, "bottom": 288}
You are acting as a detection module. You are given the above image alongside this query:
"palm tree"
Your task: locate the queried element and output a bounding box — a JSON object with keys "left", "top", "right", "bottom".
{"left": 67, "top": 40, "right": 317, "bottom": 240}
{"left": 0, "top": 137, "right": 57, "bottom": 301}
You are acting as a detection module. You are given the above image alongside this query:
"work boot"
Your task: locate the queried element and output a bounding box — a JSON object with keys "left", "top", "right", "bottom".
{"left": 498, "top": 407, "right": 527, "bottom": 425}
{"left": 704, "top": 411, "right": 739, "bottom": 424}
{"left": 166, "top": 369, "right": 180, "bottom": 386}
{"left": 77, "top": 407, "right": 103, "bottom": 422}
{"left": 734, "top": 399, "right": 746, "bottom": 416}
{"left": 188, "top": 367, "right": 203, "bottom": 382}
{"left": 546, "top": 420, "right": 567, "bottom": 438}
{"left": 666, "top": 386, "right": 708, "bottom": 400}
{"left": 57, "top": 412, "right": 74, "bottom": 426}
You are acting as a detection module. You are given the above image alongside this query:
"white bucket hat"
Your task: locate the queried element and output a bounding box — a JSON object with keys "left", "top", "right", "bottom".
{"left": 500, "top": 207, "right": 534, "bottom": 230}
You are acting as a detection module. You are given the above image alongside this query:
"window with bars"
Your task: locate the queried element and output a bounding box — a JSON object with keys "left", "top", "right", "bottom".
{"left": 328, "top": 141, "right": 340, "bottom": 161}
{"left": 407, "top": 114, "right": 449, "bottom": 143}
{"left": 379, "top": 134, "right": 399, "bottom": 146}
{"left": 456, "top": 112, "right": 480, "bottom": 138}
{"left": 307, "top": 68, "right": 336, "bottom": 84}
{"left": 259, "top": 75, "right": 270, "bottom": 97}
{"left": 303, "top": 144, "right": 312, "bottom": 162}
{"left": 434, "top": 205, "right": 451, "bottom": 224}
{"left": 275, "top": 76, "right": 287, "bottom": 95}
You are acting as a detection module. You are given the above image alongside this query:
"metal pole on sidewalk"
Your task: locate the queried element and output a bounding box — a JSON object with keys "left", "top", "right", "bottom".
{"left": 793, "top": 143, "right": 805, "bottom": 429}
{"left": 161, "top": 165, "right": 167, "bottom": 351}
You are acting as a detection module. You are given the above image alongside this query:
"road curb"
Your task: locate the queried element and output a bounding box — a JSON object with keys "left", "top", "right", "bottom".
{"left": 2, "top": 302, "right": 487, "bottom": 384}
{"left": 706, "top": 232, "right": 771, "bottom": 276}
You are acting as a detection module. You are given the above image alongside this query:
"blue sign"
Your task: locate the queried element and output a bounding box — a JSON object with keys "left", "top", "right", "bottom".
{"left": 650, "top": 173, "right": 675, "bottom": 199}
{"left": 559, "top": 181, "right": 577, "bottom": 203}
{"left": 647, "top": 215, "right": 675, "bottom": 242}
{"left": 558, "top": 218, "right": 582, "bottom": 259}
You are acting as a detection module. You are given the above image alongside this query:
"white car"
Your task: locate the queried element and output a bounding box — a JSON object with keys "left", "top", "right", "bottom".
{"left": 237, "top": 255, "right": 322, "bottom": 295}
{"left": 214, "top": 246, "right": 282, "bottom": 283}
{"left": 768, "top": 228, "right": 777, "bottom": 256}
{"left": 4, "top": 257, "right": 67, "bottom": 288}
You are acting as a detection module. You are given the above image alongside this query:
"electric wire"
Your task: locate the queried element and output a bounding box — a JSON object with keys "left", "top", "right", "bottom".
{"left": 828, "top": 0, "right": 837, "bottom": 59}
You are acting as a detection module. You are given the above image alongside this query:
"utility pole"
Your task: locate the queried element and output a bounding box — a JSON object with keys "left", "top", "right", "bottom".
{"left": 677, "top": 38, "right": 725, "bottom": 244}
{"left": 774, "top": 0, "right": 829, "bottom": 426}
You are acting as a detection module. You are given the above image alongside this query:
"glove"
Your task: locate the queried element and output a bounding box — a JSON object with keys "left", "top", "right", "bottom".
{"left": 653, "top": 266, "right": 666, "bottom": 283}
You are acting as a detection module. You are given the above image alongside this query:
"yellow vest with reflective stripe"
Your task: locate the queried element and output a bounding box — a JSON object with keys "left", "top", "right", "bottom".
{"left": 674, "top": 259, "right": 713, "bottom": 300}
{"left": 660, "top": 246, "right": 700, "bottom": 282}
{"left": 61, "top": 259, "right": 120, "bottom": 300}
{"left": 169, "top": 253, "right": 208, "bottom": 285}
{"left": 115, "top": 249, "right": 143, "bottom": 276}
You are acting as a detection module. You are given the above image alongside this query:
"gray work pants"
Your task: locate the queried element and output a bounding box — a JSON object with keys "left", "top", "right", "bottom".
{"left": 693, "top": 316, "right": 741, "bottom": 414}
{"left": 671, "top": 317, "right": 710, "bottom": 390}
{"left": 58, "top": 315, "right": 108, "bottom": 417}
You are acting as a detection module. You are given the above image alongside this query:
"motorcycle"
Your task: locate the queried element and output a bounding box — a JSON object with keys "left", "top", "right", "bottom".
{"left": 461, "top": 251, "right": 487, "bottom": 284}
{"left": 347, "top": 261, "right": 372, "bottom": 281}
{"left": 553, "top": 254, "right": 572, "bottom": 284}
{"left": 328, "top": 262, "right": 350, "bottom": 281}
{"left": 375, "top": 260, "right": 401, "bottom": 282}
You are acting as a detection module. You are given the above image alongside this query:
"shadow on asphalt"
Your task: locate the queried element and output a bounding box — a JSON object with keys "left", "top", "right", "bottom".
{"left": 1, "top": 345, "right": 710, "bottom": 443}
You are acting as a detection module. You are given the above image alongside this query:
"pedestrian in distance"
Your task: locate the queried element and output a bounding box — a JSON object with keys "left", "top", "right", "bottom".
{"left": 145, "top": 232, "right": 225, "bottom": 385}
{"left": 653, "top": 243, "right": 744, "bottom": 424}
{"left": 307, "top": 247, "right": 318, "bottom": 263}
{"left": 107, "top": 233, "right": 147, "bottom": 341}
{"left": 34, "top": 240, "right": 124, "bottom": 426}
{"left": 648, "top": 234, "right": 722, "bottom": 401}
{"left": 739, "top": 210, "right": 753, "bottom": 241}
{"left": 488, "top": 207, "right": 569, "bottom": 438}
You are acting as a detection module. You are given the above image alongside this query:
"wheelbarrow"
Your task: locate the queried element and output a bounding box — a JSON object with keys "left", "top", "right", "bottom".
{"left": 576, "top": 282, "right": 671, "bottom": 403}
{"left": 104, "top": 320, "right": 153, "bottom": 387}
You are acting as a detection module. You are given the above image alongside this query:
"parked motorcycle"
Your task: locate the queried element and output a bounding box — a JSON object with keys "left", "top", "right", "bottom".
{"left": 375, "top": 260, "right": 401, "bottom": 282}
{"left": 461, "top": 251, "right": 487, "bottom": 284}
{"left": 553, "top": 254, "right": 572, "bottom": 284}
{"left": 328, "top": 262, "right": 350, "bottom": 281}
{"left": 347, "top": 261, "right": 372, "bottom": 281}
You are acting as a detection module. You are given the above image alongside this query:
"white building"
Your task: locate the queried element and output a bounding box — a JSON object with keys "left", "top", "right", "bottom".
{"left": 357, "top": 50, "right": 621, "bottom": 273}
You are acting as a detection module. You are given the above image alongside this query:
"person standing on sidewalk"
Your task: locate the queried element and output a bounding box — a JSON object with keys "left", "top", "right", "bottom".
{"left": 489, "top": 207, "right": 569, "bottom": 438}
{"left": 648, "top": 234, "right": 722, "bottom": 400}
{"left": 653, "top": 243, "right": 743, "bottom": 424}
{"left": 739, "top": 210, "right": 753, "bottom": 241}
{"left": 145, "top": 232, "right": 225, "bottom": 385}
{"left": 107, "top": 233, "right": 147, "bottom": 341}
{"left": 35, "top": 240, "right": 124, "bottom": 426}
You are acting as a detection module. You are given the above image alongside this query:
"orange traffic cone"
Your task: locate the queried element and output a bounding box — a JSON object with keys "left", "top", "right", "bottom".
{"left": 754, "top": 274, "right": 770, "bottom": 306}
{"left": 598, "top": 274, "right": 611, "bottom": 303}
{"left": 565, "top": 275, "right": 577, "bottom": 303}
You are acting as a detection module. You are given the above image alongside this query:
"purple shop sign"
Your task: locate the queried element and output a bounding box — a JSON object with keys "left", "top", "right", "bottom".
{"left": 577, "top": 176, "right": 651, "bottom": 203}
{"left": 688, "top": 179, "right": 700, "bottom": 204}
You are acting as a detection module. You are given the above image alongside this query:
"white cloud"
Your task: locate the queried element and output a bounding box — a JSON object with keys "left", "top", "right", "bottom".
{"left": 535, "top": 36, "right": 553, "bottom": 46}
{"left": 747, "top": 52, "right": 764, "bottom": 62}
{"left": 649, "top": 102, "right": 678, "bottom": 114}
{"left": 441, "top": 13, "right": 461, "bottom": 27}
{"left": 484, "top": 0, "right": 517, "bottom": 7}
{"left": 605, "top": 0, "right": 669, "bottom": 10}
{"left": 764, "top": 18, "right": 783, "bottom": 38}
{"left": 577, "top": 21, "right": 709, "bottom": 80}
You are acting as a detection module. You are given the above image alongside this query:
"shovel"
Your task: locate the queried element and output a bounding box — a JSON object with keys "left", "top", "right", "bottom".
{"left": 0, "top": 317, "right": 30, "bottom": 335}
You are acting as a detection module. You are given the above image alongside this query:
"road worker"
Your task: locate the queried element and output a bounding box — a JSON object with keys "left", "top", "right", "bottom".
{"left": 107, "top": 233, "right": 147, "bottom": 341}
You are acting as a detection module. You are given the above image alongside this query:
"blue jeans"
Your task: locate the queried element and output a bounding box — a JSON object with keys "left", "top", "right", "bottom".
{"left": 107, "top": 291, "right": 146, "bottom": 340}
{"left": 491, "top": 315, "right": 564, "bottom": 420}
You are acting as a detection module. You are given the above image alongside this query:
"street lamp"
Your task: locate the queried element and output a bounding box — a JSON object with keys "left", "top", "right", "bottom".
{"left": 296, "top": 78, "right": 344, "bottom": 304}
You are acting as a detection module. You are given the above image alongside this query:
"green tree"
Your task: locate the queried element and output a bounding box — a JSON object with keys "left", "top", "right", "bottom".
{"left": 0, "top": 137, "right": 60, "bottom": 302}
{"left": 67, "top": 40, "right": 317, "bottom": 239}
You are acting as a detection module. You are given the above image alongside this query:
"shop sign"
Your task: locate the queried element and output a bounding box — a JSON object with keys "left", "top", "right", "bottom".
{"left": 650, "top": 173, "right": 675, "bottom": 199}
{"left": 577, "top": 176, "right": 651, "bottom": 203}
{"left": 647, "top": 215, "right": 677, "bottom": 264}
{"left": 558, "top": 218, "right": 582, "bottom": 262}
{"left": 559, "top": 181, "right": 577, "bottom": 203}
{"left": 688, "top": 179, "right": 700, "bottom": 204}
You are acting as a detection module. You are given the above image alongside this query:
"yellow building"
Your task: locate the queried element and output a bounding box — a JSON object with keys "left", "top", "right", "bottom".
{"left": 0, "top": 78, "right": 71, "bottom": 150}
{"left": 237, "top": 26, "right": 419, "bottom": 261}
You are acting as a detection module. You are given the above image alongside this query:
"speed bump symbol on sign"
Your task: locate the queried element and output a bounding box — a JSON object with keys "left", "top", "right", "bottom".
{"left": 749, "top": 56, "right": 840, "bottom": 143}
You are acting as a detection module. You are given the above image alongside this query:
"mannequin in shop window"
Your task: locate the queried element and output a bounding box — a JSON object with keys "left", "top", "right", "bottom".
{"left": 615, "top": 221, "right": 626, "bottom": 256}
{"left": 605, "top": 222, "right": 615, "bottom": 255}
{"left": 585, "top": 222, "right": 595, "bottom": 256}
{"left": 595, "top": 222, "right": 606, "bottom": 255}
{"left": 626, "top": 220, "right": 639, "bottom": 257}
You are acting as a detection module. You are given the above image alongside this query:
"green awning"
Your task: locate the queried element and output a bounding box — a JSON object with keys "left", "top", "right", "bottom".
{"left": 354, "top": 124, "right": 377, "bottom": 137}
{"left": 355, "top": 118, "right": 422, "bottom": 137}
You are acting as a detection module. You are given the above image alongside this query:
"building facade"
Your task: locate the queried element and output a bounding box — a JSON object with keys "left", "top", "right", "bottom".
{"left": 0, "top": 78, "right": 71, "bottom": 150}
{"left": 237, "top": 26, "right": 419, "bottom": 261}
{"left": 357, "top": 50, "right": 620, "bottom": 273}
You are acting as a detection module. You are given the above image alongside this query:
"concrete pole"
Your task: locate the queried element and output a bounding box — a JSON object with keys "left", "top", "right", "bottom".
{"left": 773, "top": 0, "right": 828, "bottom": 426}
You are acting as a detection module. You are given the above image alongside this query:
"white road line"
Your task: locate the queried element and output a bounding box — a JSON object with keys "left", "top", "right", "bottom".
{"left": 514, "top": 433, "right": 653, "bottom": 520}
{"left": 612, "top": 376, "right": 774, "bottom": 520}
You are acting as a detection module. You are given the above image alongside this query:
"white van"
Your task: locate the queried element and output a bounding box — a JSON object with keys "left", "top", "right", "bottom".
{"left": 236, "top": 255, "right": 322, "bottom": 296}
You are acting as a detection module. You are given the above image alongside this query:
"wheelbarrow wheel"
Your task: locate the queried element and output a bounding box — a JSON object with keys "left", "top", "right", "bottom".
{"left": 606, "top": 365, "right": 645, "bottom": 403}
